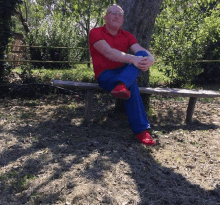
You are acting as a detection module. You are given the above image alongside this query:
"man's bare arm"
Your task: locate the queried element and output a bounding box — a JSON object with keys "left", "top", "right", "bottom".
{"left": 93, "top": 40, "right": 147, "bottom": 69}
{"left": 130, "top": 43, "right": 154, "bottom": 61}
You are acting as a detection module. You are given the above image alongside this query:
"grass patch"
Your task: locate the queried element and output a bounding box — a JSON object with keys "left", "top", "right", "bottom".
{"left": 150, "top": 62, "right": 171, "bottom": 87}
{"left": 12, "top": 61, "right": 172, "bottom": 86}
{"left": 12, "top": 60, "right": 217, "bottom": 92}
{"left": 198, "top": 98, "right": 215, "bottom": 103}
{"left": 13, "top": 64, "right": 95, "bottom": 83}
{"left": 0, "top": 173, "right": 7, "bottom": 181}
{"left": 11, "top": 174, "right": 37, "bottom": 192}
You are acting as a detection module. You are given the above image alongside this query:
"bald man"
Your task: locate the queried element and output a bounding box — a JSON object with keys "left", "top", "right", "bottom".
{"left": 89, "top": 4, "right": 156, "bottom": 145}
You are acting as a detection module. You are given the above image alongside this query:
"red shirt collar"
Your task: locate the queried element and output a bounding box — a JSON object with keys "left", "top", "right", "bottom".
{"left": 103, "top": 24, "right": 122, "bottom": 36}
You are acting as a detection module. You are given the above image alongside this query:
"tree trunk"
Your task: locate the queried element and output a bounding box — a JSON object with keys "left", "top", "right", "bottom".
{"left": 117, "top": 0, "right": 162, "bottom": 86}
{"left": 115, "top": 0, "right": 163, "bottom": 110}
{"left": 0, "top": 0, "right": 21, "bottom": 82}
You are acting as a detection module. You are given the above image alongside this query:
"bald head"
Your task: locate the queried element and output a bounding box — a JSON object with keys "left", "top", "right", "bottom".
{"left": 106, "top": 4, "right": 124, "bottom": 15}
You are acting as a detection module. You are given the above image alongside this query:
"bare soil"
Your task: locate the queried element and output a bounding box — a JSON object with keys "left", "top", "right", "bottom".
{"left": 0, "top": 89, "right": 220, "bottom": 205}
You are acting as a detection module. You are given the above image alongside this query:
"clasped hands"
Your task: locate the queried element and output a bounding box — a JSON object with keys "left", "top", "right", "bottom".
{"left": 133, "top": 56, "right": 154, "bottom": 71}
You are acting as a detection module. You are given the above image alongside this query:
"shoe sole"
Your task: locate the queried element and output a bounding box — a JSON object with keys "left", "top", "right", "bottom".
{"left": 136, "top": 133, "right": 156, "bottom": 146}
{"left": 138, "top": 139, "right": 156, "bottom": 146}
{"left": 144, "top": 141, "right": 156, "bottom": 146}
{"left": 111, "top": 91, "right": 130, "bottom": 100}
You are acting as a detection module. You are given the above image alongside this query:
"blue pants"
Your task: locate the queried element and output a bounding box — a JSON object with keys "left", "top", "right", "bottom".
{"left": 97, "top": 51, "right": 150, "bottom": 134}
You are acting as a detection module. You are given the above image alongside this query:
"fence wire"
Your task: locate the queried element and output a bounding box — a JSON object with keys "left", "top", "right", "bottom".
{"left": 1, "top": 44, "right": 220, "bottom": 85}
{"left": 3, "top": 44, "right": 91, "bottom": 69}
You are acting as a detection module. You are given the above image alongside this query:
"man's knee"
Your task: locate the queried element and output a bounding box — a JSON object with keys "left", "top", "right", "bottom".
{"left": 135, "top": 50, "right": 148, "bottom": 57}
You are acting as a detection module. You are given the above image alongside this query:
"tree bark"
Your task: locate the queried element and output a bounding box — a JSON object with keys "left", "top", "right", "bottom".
{"left": 115, "top": 0, "right": 163, "bottom": 110}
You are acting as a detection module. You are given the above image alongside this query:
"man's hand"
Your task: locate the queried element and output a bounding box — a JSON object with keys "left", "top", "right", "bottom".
{"left": 132, "top": 56, "right": 154, "bottom": 71}
{"left": 140, "top": 57, "right": 154, "bottom": 71}
{"left": 130, "top": 43, "right": 155, "bottom": 71}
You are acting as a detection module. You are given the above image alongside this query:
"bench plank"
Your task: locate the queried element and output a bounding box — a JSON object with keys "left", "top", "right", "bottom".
{"left": 53, "top": 80, "right": 101, "bottom": 90}
{"left": 53, "top": 80, "right": 220, "bottom": 98}
{"left": 53, "top": 80, "right": 220, "bottom": 123}
{"left": 139, "top": 87, "right": 220, "bottom": 98}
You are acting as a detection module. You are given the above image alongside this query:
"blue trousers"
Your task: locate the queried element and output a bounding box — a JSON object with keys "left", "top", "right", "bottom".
{"left": 97, "top": 51, "right": 150, "bottom": 134}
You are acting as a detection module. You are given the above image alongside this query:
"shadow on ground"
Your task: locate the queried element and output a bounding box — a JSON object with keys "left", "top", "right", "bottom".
{"left": 0, "top": 93, "right": 219, "bottom": 205}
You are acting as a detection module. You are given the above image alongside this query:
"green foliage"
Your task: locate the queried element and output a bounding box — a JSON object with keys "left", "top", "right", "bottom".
{"left": 152, "top": 0, "right": 220, "bottom": 87}
{"left": 12, "top": 0, "right": 116, "bottom": 70}
{"left": 15, "top": 0, "right": 82, "bottom": 68}
{"left": 28, "top": 15, "right": 82, "bottom": 68}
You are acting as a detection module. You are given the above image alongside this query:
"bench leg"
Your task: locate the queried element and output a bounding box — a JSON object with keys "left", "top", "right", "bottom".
{"left": 186, "top": 97, "right": 197, "bottom": 123}
{"left": 84, "top": 90, "right": 94, "bottom": 124}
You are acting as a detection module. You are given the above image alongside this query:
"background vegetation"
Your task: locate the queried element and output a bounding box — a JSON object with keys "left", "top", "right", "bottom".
{"left": 152, "top": 0, "right": 220, "bottom": 86}
{"left": 0, "top": 0, "right": 219, "bottom": 87}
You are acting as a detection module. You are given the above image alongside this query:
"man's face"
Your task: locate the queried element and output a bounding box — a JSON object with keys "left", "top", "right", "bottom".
{"left": 104, "top": 6, "right": 124, "bottom": 29}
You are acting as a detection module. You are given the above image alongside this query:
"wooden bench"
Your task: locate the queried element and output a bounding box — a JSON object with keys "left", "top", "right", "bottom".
{"left": 53, "top": 80, "right": 220, "bottom": 124}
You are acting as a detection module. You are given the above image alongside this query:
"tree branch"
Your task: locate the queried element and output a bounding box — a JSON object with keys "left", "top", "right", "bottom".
{"left": 16, "top": 4, "right": 30, "bottom": 34}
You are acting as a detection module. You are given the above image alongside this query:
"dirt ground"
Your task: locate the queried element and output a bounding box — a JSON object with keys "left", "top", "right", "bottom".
{"left": 0, "top": 88, "right": 220, "bottom": 205}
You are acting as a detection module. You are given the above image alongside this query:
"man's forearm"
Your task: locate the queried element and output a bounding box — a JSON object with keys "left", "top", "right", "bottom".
{"left": 105, "top": 47, "right": 154, "bottom": 64}
{"left": 105, "top": 48, "right": 136, "bottom": 64}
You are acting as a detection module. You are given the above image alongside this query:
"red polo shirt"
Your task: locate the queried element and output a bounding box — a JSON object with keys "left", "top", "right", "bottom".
{"left": 89, "top": 25, "right": 138, "bottom": 79}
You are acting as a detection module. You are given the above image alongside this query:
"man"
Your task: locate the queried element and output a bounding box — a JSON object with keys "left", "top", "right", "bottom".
{"left": 89, "top": 4, "right": 156, "bottom": 145}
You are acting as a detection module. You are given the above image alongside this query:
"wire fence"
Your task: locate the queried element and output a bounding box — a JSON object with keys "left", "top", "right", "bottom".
{"left": 2, "top": 44, "right": 220, "bottom": 66}
{"left": 1, "top": 44, "right": 220, "bottom": 85}
{"left": 2, "top": 44, "right": 92, "bottom": 69}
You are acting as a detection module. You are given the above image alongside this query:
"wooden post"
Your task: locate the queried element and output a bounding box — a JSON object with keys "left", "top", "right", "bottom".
{"left": 84, "top": 89, "right": 94, "bottom": 124}
{"left": 141, "top": 93, "right": 151, "bottom": 111}
{"left": 186, "top": 97, "right": 197, "bottom": 123}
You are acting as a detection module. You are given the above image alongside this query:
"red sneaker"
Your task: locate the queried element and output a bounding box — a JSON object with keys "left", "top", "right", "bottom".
{"left": 136, "top": 130, "right": 156, "bottom": 146}
{"left": 111, "top": 83, "right": 130, "bottom": 100}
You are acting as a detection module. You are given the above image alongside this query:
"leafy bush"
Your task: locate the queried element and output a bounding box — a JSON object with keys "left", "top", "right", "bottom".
{"left": 152, "top": 0, "right": 220, "bottom": 86}
{"left": 26, "top": 15, "right": 84, "bottom": 69}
